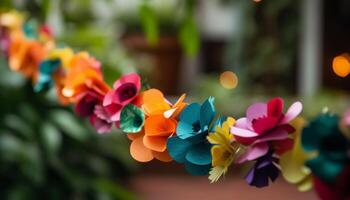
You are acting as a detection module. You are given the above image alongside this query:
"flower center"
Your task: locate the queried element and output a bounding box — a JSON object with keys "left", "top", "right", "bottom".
{"left": 116, "top": 83, "right": 137, "bottom": 103}
{"left": 192, "top": 121, "right": 201, "bottom": 132}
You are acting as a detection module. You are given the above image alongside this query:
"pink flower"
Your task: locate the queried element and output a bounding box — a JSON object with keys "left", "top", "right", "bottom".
{"left": 103, "top": 73, "right": 141, "bottom": 124}
{"left": 74, "top": 89, "right": 113, "bottom": 134}
{"left": 231, "top": 97, "right": 302, "bottom": 163}
{"left": 90, "top": 105, "right": 113, "bottom": 134}
{"left": 0, "top": 27, "right": 10, "bottom": 56}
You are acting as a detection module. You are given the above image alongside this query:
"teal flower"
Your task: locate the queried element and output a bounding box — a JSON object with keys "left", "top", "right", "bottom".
{"left": 34, "top": 59, "right": 61, "bottom": 92}
{"left": 167, "top": 97, "right": 218, "bottom": 175}
{"left": 120, "top": 104, "right": 145, "bottom": 133}
{"left": 301, "top": 113, "right": 350, "bottom": 183}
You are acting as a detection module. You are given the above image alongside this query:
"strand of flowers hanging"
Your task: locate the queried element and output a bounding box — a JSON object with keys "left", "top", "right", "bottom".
{"left": 1, "top": 11, "right": 350, "bottom": 199}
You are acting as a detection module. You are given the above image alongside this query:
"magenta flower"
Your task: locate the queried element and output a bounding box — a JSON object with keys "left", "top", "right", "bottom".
{"left": 74, "top": 89, "right": 113, "bottom": 134}
{"left": 231, "top": 97, "right": 302, "bottom": 163}
{"left": 75, "top": 89, "right": 104, "bottom": 118}
{"left": 103, "top": 73, "right": 141, "bottom": 124}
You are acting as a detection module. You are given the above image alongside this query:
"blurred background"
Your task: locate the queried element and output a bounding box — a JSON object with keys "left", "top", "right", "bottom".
{"left": 0, "top": 0, "right": 350, "bottom": 199}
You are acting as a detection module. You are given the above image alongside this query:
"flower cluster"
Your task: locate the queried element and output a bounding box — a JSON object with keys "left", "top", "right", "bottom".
{"left": 2, "top": 10, "right": 350, "bottom": 198}
{"left": 230, "top": 98, "right": 303, "bottom": 187}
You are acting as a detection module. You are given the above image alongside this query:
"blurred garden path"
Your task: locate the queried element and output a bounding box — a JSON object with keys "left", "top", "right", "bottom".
{"left": 130, "top": 174, "right": 318, "bottom": 200}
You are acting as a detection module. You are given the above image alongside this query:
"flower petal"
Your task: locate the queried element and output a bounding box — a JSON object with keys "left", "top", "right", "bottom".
{"left": 273, "top": 138, "right": 294, "bottom": 155}
{"left": 142, "top": 89, "right": 170, "bottom": 115}
{"left": 127, "top": 131, "right": 144, "bottom": 141}
{"left": 145, "top": 115, "right": 177, "bottom": 136}
{"left": 185, "top": 143, "right": 212, "bottom": 166}
{"left": 152, "top": 150, "right": 173, "bottom": 162}
{"left": 280, "top": 150, "right": 310, "bottom": 184}
{"left": 130, "top": 136, "right": 154, "bottom": 162}
{"left": 231, "top": 126, "right": 259, "bottom": 138}
{"left": 235, "top": 117, "right": 251, "bottom": 129}
{"left": 211, "top": 145, "right": 226, "bottom": 167}
{"left": 179, "top": 103, "right": 201, "bottom": 125}
{"left": 235, "top": 143, "right": 269, "bottom": 164}
{"left": 176, "top": 121, "right": 197, "bottom": 139}
{"left": 185, "top": 161, "right": 211, "bottom": 175}
{"left": 113, "top": 73, "right": 141, "bottom": 92}
{"left": 200, "top": 97, "right": 215, "bottom": 130}
{"left": 89, "top": 114, "right": 112, "bottom": 134}
{"left": 253, "top": 128, "right": 289, "bottom": 144}
{"left": 267, "top": 97, "right": 284, "bottom": 118}
{"left": 103, "top": 90, "right": 114, "bottom": 106}
{"left": 252, "top": 116, "right": 280, "bottom": 134}
{"left": 280, "top": 101, "right": 303, "bottom": 124}
{"left": 164, "top": 108, "right": 177, "bottom": 118}
{"left": 167, "top": 136, "right": 192, "bottom": 163}
{"left": 171, "top": 93, "right": 187, "bottom": 118}
{"left": 104, "top": 103, "right": 123, "bottom": 122}
{"left": 297, "top": 175, "right": 313, "bottom": 192}
{"left": 247, "top": 103, "right": 267, "bottom": 123}
{"left": 143, "top": 135, "right": 167, "bottom": 152}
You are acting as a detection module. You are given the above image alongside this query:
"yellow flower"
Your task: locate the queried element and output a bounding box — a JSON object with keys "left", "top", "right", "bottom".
{"left": 280, "top": 117, "right": 315, "bottom": 191}
{"left": 48, "top": 47, "right": 74, "bottom": 69}
{"left": 0, "top": 10, "right": 23, "bottom": 31}
{"left": 207, "top": 117, "right": 243, "bottom": 183}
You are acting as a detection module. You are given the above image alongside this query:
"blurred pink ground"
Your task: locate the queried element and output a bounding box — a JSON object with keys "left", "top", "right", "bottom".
{"left": 130, "top": 174, "right": 318, "bottom": 200}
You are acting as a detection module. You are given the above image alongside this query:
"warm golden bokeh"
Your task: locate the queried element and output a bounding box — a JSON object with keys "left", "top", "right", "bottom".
{"left": 219, "top": 71, "right": 238, "bottom": 89}
{"left": 332, "top": 54, "right": 350, "bottom": 78}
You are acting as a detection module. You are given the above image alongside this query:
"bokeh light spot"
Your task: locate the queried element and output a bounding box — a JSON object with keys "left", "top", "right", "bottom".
{"left": 219, "top": 71, "right": 238, "bottom": 89}
{"left": 332, "top": 54, "right": 350, "bottom": 78}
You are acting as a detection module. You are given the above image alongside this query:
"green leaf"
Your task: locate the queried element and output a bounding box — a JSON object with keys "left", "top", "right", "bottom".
{"left": 42, "top": 0, "right": 51, "bottom": 19}
{"left": 179, "top": 16, "right": 199, "bottom": 56}
{"left": 49, "top": 110, "right": 89, "bottom": 141}
{"left": 0, "top": 133, "right": 22, "bottom": 162}
{"left": 3, "top": 114, "right": 34, "bottom": 140}
{"left": 20, "top": 144, "right": 45, "bottom": 185}
{"left": 139, "top": 3, "right": 159, "bottom": 45}
{"left": 5, "top": 184, "right": 33, "bottom": 200}
{"left": 41, "top": 122, "right": 62, "bottom": 156}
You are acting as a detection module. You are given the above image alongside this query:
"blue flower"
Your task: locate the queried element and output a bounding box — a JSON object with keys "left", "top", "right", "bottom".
{"left": 34, "top": 59, "right": 61, "bottom": 92}
{"left": 167, "top": 97, "right": 217, "bottom": 175}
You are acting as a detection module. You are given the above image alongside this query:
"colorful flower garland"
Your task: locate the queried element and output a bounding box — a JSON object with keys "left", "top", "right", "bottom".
{"left": 1, "top": 11, "right": 350, "bottom": 199}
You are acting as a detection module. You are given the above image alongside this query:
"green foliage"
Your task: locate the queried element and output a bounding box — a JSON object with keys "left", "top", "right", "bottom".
{"left": 0, "top": 58, "right": 136, "bottom": 199}
{"left": 179, "top": 16, "right": 199, "bottom": 56}
{"left": 123, "top": 0, "right": 200, "bottom": 56}
{"left": 226, "top": 0, "right": 299, "bottom": 94}
{"left": 139, "top": 2, "right": 159, "bottom": 45}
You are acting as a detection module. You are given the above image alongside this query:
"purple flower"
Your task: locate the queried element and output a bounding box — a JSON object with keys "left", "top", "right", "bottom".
{"left": 245, "top": 151, "right": 279, "bottom": 188}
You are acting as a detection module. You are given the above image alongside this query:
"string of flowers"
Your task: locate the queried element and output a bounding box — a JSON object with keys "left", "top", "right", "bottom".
{"left": 1, "top": 10, "right": 349, "bottom": 200}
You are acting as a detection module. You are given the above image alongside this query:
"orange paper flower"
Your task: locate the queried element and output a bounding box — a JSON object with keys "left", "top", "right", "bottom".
{"left": 61, "top": 52, "right": 110, "bottom": 102}
{"left": 53, "top": 69, "right": 70, "bottom": 105}
{"left": 127, "top": 89, "right": 187, "bottom": 162}
{"left": 8, "top": 35, "right": 46, "bottom": 81}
